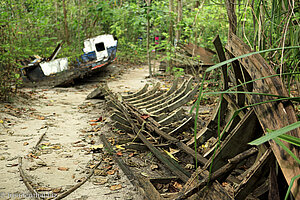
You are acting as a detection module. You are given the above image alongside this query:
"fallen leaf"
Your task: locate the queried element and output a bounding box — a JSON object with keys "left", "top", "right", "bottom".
{"left": 91, "top": 144, "right": 103, "bottom": 149}
{"left": 90, "top": 123, "right": 98, "bottom": 126}
{"left": 169, "top": 147, "right": 180, "bottom": 155}
{"left": 141, "top": 114, "right": 150, "bottom": 120}
{"left": 58, "top": 167, "right": 69, "bottom": 171}
{"left": 28, "top": 153, "right": 39, "bottom": 159}
{"left": 52, "top": 187, "right": 62, "bottom": 193}
{"left": 0, "top": 120, "right": 3, "bottom": 124}
{"left": 222, "top": 182, "right": 229, "bottom": 187}
{"left": 6, "top": 163, "right": 18, "bottom": 167}
{"left": 93, "top": 177, "right": 108, "bottom": 185}
{"left": 150, "top": 164, "right": 159, "bottom": 171}
{"left": 90, "top": 117, "right": 103, "bottom": 122}
{"left": 173, "top": 182, "right": 183, "bottom": 190}
{"left": 23, "top": 142, "right": 29, "bottom": 146}
{"left": 107, "top": 170, "right": 116, "bottom": 175}
{"left": 163, "top": 149, "right": 179, "bottom": 162}
{"left": 37, "top": 187, "right": 52, "bottom": 191}
{"left": 110, "top": 184, "right": 122, "bottom": 191}
{"left": 37, "top": 116, "right": 45, "bottom": 120}
{"left": 41, "top": 142, "right": 51, "bottom": 146}
{"left": 73, "top": 144, "right": 86, "bottom": 147}
{"left": 115, "top": 145, "right": 125, "bottom": 150}
{"left": 51, "top": 145, "right": 61, "bottom": 150}
{"left": 73, "top": 141, "right": 82, "bottom": 144}
{"left": 116, "top": 151, "right": 123, "bottom": 156}
{"left": 128, "top": 153, "right": 134, "bottom": 157}
{"left": 141, "top": 172, "right": 148, "bottom": 177}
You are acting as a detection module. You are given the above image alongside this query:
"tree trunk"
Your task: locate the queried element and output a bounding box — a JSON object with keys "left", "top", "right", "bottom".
{"left": 167, "top": 0, "right": 174, "bottom": 71}
{"left": 62, "top": 0, "right": 69, "bottom": 44}
{"left": 175, "top": 0, "right": 182, "bottom": 44}
{"left": 146, "top": 0, "right": 152, "bottom": 77}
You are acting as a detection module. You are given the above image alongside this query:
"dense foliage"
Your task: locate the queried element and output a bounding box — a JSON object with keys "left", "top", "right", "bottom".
{"left": 0, "top": 0, "right": 299, "bottom": 101}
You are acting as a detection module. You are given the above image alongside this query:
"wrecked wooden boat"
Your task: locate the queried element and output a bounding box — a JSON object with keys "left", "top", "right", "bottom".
{"left": 21, "top": 34, "right": 117, "bottom": 87}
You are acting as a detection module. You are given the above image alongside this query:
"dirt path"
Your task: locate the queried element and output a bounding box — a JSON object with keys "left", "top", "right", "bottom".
{"left": 0, "top": 64, "right": 154, "bottom": 199}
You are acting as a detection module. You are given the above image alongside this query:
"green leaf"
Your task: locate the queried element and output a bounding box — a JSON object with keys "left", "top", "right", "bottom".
{"left": 278, "top": 134, "right": 300, "bottom": 147}
{"left": 249, "top": 121, "right": 300, "bottom": 146}
{"left": 205, "top": 46, "right": 300, "bottom": 73}
{"left": 284, "top": 174, "right": 300, "bottom": 200}
{"left": 273, "top": 138, "right": 300, "bottom": 164}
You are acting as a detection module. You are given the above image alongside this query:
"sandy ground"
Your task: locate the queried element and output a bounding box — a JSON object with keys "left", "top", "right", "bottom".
{"left": 0, "top": 64, "right": 154, "bottom": 200}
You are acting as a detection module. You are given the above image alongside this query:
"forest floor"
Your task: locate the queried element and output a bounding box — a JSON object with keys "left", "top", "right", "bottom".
{"left": 0, "top": 63, "right": 165, "bottom": 200}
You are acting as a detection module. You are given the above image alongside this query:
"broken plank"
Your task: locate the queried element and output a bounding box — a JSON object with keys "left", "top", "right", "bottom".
{"left": 234, "top": 148, "right": 272, "bottom": 200}
{"left": 226, "top": 31, "right": 300, "bottom": 199}
{"left": 175, "top": 147, "right": 257, "bottom": 199}
{"left": 186, "top": 180, "right": 233, "bottom": 200}
{"left": 203, "top": 109, "right": 261, "bottom": 175}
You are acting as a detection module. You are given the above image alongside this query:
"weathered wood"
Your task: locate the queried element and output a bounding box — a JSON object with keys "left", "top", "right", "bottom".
{"left": 122, "top": 83, "right": 149, "bottom": 99}
{"left": 150, "top": 85, "right": 198, "bottom": 115}
{"left": 136, "top": 175, "right": 163, "bottom": 200}
{"left": 101, "top": 135, "right": 163, "bottom": 200}
{"left": 176, "top": 141, "right": 208, "bottom": 166}
{"left": 226, "top": 31, "right": 300, "bottom": 198}
{"left": 212, "top": 35, "right": 229, "bottom": 90}
{"left": 203, "top": 109, "right": 261, "bottom": 176}
{"left": 186, "top": 181, "right": 233, "bottom": 200}
{"left": 175, "top": 147, "right": 258, "bottom": 199}
{"left": 86, "top": 87, "right": 105, "bottom": 99}
{"left": 186, "top": 93, "right": 243, "bottom": 147}
{"left": 268, "top": 160, "right": 280, "bottom": 200}
{"left": 125, "top": 82, "right": 160, "bottom": 102}
{"left": 234, "top": 149, "right": 272, "bottom": 200}
{"left": 18, "top": 157, "right": 41, "bottom": 200}
{"left": 104, "top": 89, "right": 191, "bottom": 182}
{"left": 100, "top": 134, "right": 136, "bottom": 183}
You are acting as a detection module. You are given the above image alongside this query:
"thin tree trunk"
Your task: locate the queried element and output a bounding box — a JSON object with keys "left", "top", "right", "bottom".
{"left": 63, "top": 0, "right": 69, "bottom": 44}
{"left": 146, "top": 0, "right": 152, "bottom": 77}
{"left": 175, "top": 0, "right": 182, "bottom": 44}
{"left": 167, "top": 0, "right": 174, "bottom": 71}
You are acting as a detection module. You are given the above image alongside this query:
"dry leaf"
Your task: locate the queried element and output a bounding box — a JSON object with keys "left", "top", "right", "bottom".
{"left": 173, "top": 182, "right": 183, "bottom": 190}
{"left": 93, "top": 177, "right": 108, "bottom": 185}
{"left": 52, "top": 187, "right": 62, "bottom": 193}
{"left": 116, "top": 151, "right": 123, "bottom": 156}
{"left": 163, "top": 150, "right": 179, "bottom": 162}
{"left": 90, "top": 123, "right": 98, "bottom": 126}
{"left": 128, "top": 153, "right": 134, "bottom": 157}
{"left": 107, "top": 170, "right": 116, "bottom": 175}
{"left": 110, "top": 184, "right": 122, "bottom": 191}
{"left": 91, "top": 144, "right": 103, "bottom": 149}
{"left": 23, "top": 142, "right": 29, "bottom": 146}
{"left": 58, "top": 167, "right": 69, "bottom": 171}
{"left": 37, "top": 116, "right": 45, "bottom": 120}
{"left": 28, "top": 153, "right": 38, "bottom": 159}
{"left": 150, "top": 164, "right": 159, "bottom": 171}
{"left": 141, "top": 114, "right": 150, "bottom": 120}
{"left": 73, "top": 144, "right": 86, "bottom": 147}
{"left": 37, "top": 187, "right": 52, "bottom": 191}
{"left": 115, "top": 145, "right": 125, "bottom": 150}
{"left": 90, "top": 117, "right": 103, "bottom": 122}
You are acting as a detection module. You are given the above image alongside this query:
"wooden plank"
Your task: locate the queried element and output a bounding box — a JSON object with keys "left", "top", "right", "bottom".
{"left": 234, "top": 149, "right": 272, "bottom": 200}
{"left": 174, "top": 148, "right": 257, "bottom": 199}
{"left": 136, "top": 175, "right": 163, "bottom": 200}
{"left": 213, "top": 34, "right": 229, "bottom": 90}
{"left": 100, "top": 135, "right": 163, "bottom": 200}
{"left": 226, "top": 31, "right": 300, "bottom": 199}
{"left": 203, "top": 109, "right": 260, "bottom": 176}
{"left": 187, "top": 181, "right": 233, "bottom": 200}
